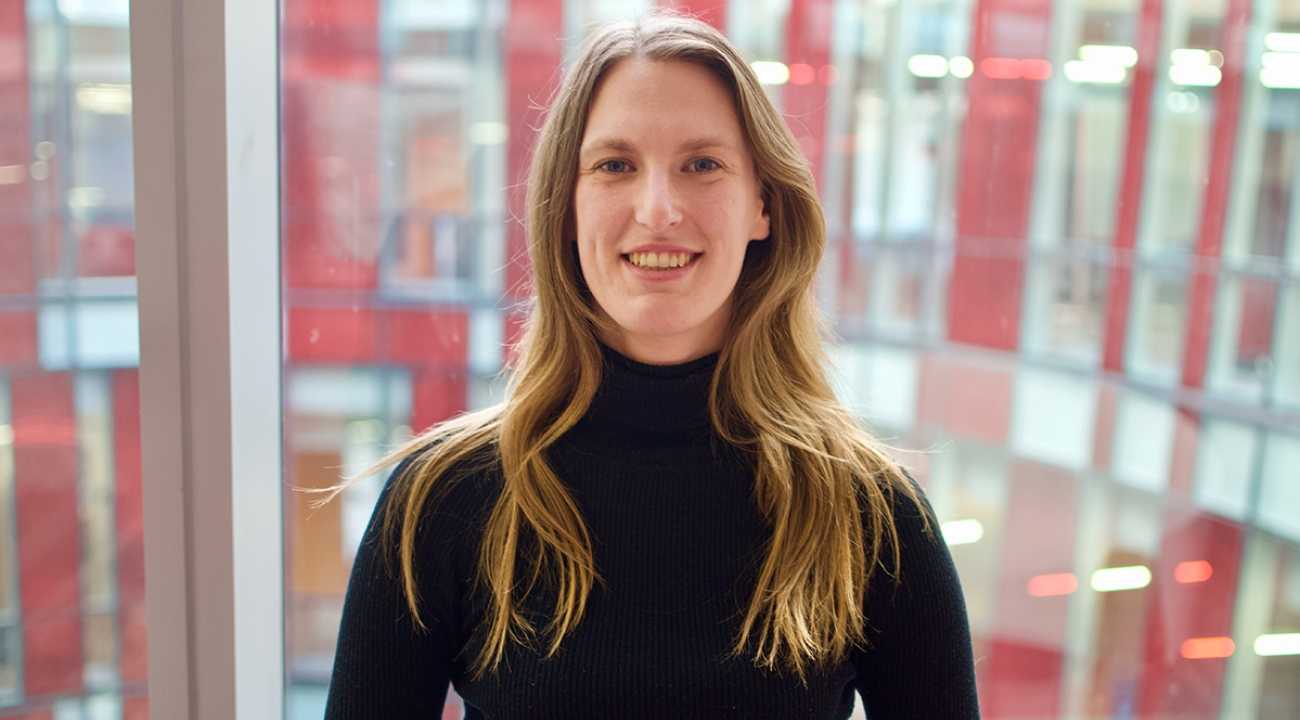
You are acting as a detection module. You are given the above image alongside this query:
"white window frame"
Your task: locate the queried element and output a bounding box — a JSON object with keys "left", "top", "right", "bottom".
{"left": 130, "top": 0, "right": 284, "bottom": 717}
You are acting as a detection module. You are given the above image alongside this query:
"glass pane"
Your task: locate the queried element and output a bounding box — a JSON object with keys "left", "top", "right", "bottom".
{"left": 1276, "top": 283, "right": 1300, "bottom": 409}
{"left": 1224, "top": 33, "right": 1300, "bottom": 264}
{"left": 0, "top": 625, "right": 18, "bottom": 705}
{"left": 1206, "top": 273, "right": 1278, "bottom": 401}
{"left": 1259, "top": 543, "right": 1300, "bottom": 716}
{"left": 280, "top": 0, "right": 495, "bottom": 716}
{"left": 1021, "top": 255, "right": 1108, "bottom": 363}
{"left": 868, "top": 246, "right": 929, "bottom": 336}
{"left": 2, "top": 0, "right": 146, "bottom": 717}
{"left": 1, "top": 385, "right": 17, "bottom": 706}
{"left": 280, "top": 1, "right": 1300, "bottom": 718}
{"left": 1030, "top": 0, "right": 1140, "bottom": 251}
{"left": 1125, "top": 270, "right": 1188, "bottom": 384}
{"left": 1192, "top": 419, "right": 1256, "bottom": 522}
{"left": 1137, "top": 0, "right": 1228, "bottom": 259}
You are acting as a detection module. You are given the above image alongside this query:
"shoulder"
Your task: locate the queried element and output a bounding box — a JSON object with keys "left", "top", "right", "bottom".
{"left": 383, "top": 435, "right": 504, "bottom": 534}
{"left": 889, "top": 466, "right": 938, "bottom": 531}
{"left": 862, "top": 465, "right": 936, "bottom": 530}
{"left": 862, "top": 465, "right": 944, "bottom": 577}
{"left": 863, "top": 466, "right": 964, "bottom": 612}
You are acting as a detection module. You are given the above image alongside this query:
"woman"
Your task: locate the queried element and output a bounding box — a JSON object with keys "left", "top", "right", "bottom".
{"left": 323, "top": 10, "right": 980, "bottom": 719}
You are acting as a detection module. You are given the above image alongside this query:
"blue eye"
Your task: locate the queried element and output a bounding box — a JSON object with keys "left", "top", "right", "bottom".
{"left": 687, "top": 158, "right": 721, "bottom": 173}
{"left": 597, "top": 159, "right": 632, "bottom": 173}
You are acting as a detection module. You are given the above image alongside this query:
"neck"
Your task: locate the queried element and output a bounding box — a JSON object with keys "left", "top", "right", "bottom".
{"left": 579, "top": 338, "right": 720, "bottom": 437}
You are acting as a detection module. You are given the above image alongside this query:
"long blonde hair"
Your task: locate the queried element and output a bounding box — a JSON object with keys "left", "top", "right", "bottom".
{"left": 313, "top": 9, "right": 928, "bottom": 683}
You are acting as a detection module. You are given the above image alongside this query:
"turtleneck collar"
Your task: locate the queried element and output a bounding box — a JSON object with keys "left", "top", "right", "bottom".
{"left": 582, "top": 339, "right": 721, "bottom": 437}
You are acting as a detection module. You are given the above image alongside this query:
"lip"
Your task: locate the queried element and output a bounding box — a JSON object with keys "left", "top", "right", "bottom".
{"left": 622, "top": 243, "right": 702, "bottom": 255}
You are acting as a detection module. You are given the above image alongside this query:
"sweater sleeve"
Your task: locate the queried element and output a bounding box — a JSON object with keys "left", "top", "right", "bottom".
{"left": 324, "top": 453, "right": 458, "bottom": 718}
{"left": 853, "top": 472, "right": 981, "bottom": 719}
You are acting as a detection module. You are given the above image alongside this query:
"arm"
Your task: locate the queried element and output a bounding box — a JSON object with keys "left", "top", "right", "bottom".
{"left": 853, "top": 473, "right": 981, "bottom": 719}
{"left": 324, "top": 454, "right": 456, "bottom": 718}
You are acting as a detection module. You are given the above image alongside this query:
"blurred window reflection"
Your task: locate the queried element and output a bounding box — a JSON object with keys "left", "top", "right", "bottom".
{"left": 276, "top": 1, "right": 1300, "bottom": 717}
{"left": 8, "top": 0, "right": 1300, "bottom": 718}
{"left": 2, "top": 1, "right": 146, "bottom": 718}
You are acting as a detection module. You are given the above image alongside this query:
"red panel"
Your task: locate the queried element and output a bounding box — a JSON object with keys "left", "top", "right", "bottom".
{"left": 981, "top": 460, "right": 1077, "bottom": 719}
{"left": 281, "top": 0, "right": 382, "bottom": 291}
{"left": 77, "top": 225, "right": 135, "bottom": 277}
{"left": 915, "top": 353, "right": 1012, "bottom": 444}
{"left": 287, "top": 307, "right": 474, "bottom": 366}
{"left": 0, "top": 312, "right": 38, "bottom": 367}
{"left": 411, "top": 369, "right": 469, "bottom": 435}
{"left": 1092, "top": 383, "right": 1118, "bottom": 470}
{"left": 1234, "top": 277, "right": 1276, "bottom": 362}
{"left": 11, "top": 372, "right": 84, "bottom": 697}
{"left": 122, "top": 696, "right": 148, "bottom": 720}
{"left": 946, "top": 0, "right": 1052, "bottom": 351}
{"left": 283, "top": 1, "right": 381, "bottom": 80}
{"left": 504, "top": 0, "right": 565, "bottom": 302}
{"left": 659, "top": 0, "right": 727, "bottom": 28}
{"left": 386, "top": 309, "right": 470, "bottom": 367}
{"left": 978, "top": 639, "right": 1063, "bottom": 720}
{"left": 1180, "top": 0, "right": 1251, "bottom": 389}
{"left": 0, "top": 711, "right": 52, "bottom": 720}
{"left": 113, "top": 369, "right": 149, "bottom": 684}
{"left": 1102, "top": 0, "right": 1163, "bottom": 372}
{"left": 782, "top": 0, "right": 834, "bottom": 190}
{"left": 0, "top": 0, "right": 34, "bottom": 296}
{"left": 1166, "top": 406, "right": 1199, "bottom": 497}
{"left": 1136, "top": 512, "right": 1243, "bottom": 717}
{"left": 287, "top": 306, "right": 378, "bottom": 364}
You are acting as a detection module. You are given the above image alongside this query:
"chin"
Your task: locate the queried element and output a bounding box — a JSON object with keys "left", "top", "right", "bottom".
{"left": 622, "top": 319, "right": 696, "bottom": 337}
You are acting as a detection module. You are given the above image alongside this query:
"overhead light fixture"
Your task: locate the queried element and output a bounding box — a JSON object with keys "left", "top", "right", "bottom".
{"left": 948, "top": 56, "right": 974, "bottom": 79}
{"left": 751, "top": 61, "right": 790, "bottom": 86}
{"left": 908, "top": 54, "right": 949, "bottom": 79}
{"left": 1174, "top": 560, "right": 1213, "bottom": 583}
{"left": 1255, "top": 633, "right": 1300, "bottom": 656}
{"left": 940, "top": 519, "right": 984, "bottom": 546}
{"left": 1181, "top": 636, "right": 1235, "bottom": 659}
{"left": 1079, "top": 44, "right": 1138, "bottom": 68}
{"left": 1262, "top": 51, "right": 1300, "bottom": 89}
{"left": 1091, "top": 565, "right": 1152, "bottom": 592}
{"left": 1065, "top": 60, "right": 1127, "bottom": 85}
{"left": 1028, "top": 572, "right": 1078, "bottom": 597}
{"left": 1170, "top": 64, "right": 1222, "bottom": 87}
{"left": 1264, "top": 32, "right": 1300, "bottom": 53}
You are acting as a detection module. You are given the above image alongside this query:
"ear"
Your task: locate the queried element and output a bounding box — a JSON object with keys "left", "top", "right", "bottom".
{"left": 750, "top": 193, "right": 770, "bottom": 241}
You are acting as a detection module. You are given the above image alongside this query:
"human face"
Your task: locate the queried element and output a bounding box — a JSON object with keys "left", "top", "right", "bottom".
{"left": 574, "top": 57, "right": 770, "bottom": 365}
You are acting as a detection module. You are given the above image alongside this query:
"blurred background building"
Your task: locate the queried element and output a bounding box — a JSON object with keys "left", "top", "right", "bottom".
{"left": 1, "top": 0, "right": 1298, "bottom": 718}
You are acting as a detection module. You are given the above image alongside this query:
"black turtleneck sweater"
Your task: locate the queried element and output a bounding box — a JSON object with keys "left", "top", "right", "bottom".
{"left": 324, "top": 342, "right": 981, "bottom": 719}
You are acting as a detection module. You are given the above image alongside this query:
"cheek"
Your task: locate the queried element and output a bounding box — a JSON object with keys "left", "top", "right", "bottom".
{"left": 573, "top": 187, "right": 616, "bottom": 246}
{"left": 693, "top": 194, "right": 747, "bottom": 246}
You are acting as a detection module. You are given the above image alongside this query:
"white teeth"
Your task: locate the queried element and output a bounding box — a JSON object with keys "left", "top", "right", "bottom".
{"left": 628, "top": 251, "right": 695, "bottom": 269}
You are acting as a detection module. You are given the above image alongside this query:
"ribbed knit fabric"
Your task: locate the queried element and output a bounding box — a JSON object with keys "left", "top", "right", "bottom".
{"left": 324, "top": 341, "right": 981, "bottom": 719}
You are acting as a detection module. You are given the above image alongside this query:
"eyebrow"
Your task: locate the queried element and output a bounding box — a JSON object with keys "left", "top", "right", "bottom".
{"left": 578, "top": 136, "right": 736, "bottom": 158}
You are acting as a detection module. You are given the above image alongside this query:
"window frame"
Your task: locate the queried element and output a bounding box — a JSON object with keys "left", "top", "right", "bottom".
{"left": 129, "top": 0, "right": 284, "bottom": 717}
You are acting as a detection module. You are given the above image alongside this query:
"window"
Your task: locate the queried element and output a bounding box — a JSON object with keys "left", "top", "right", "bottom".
{"left": 1, "top": 1, "right": 146, "bottom": 717}
{"left": 36, "top": 0, "right": 1294, "bottom": 717}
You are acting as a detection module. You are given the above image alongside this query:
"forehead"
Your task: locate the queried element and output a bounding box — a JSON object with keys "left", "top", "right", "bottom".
{"left": 580, "top": 57, "right": 748, "bottom": 153}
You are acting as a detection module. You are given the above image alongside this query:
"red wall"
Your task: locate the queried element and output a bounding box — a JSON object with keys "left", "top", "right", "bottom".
{"left": 12, "top": 374, "right": 84, "bottom": 698}
{"left": 0, "top": 0, "right": 37, "bottom": 369}
{"left": 946, "top": 0, "right": 1052, "bottom": 351}
{"left": 113, "top": 370, "right": 148, "bottom": 697}
{"left": 1102, "top": 0, "right": 1163, "bottom": 373}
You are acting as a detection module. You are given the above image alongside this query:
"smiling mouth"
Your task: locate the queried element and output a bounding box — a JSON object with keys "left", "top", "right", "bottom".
{"left": 618, "top": 248, "right": 702, "bottom": 267}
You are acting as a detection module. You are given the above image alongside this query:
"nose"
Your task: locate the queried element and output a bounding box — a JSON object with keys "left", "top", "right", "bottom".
{"left": 633, "top": 169, "right": 682, "bottom": 233}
